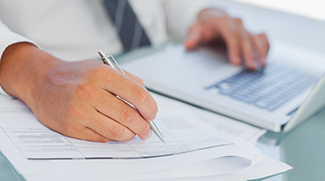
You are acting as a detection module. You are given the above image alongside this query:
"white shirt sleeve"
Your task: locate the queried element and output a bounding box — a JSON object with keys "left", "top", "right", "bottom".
{"left": 0, "top": 19, "right": 40, "bottom": 96}
{"left": 163, "top": 0, "right": 212, "bottom": 40}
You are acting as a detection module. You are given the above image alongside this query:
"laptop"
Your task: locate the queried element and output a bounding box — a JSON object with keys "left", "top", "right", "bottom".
{"left": 122, "top": 42, "right": 325, "bottom": 132}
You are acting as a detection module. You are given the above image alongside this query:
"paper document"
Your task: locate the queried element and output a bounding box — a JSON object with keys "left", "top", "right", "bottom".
{"left": 2, "top": 112, "right": 231, "bottom": 160}
{"left": 134, "top": 155, "right": 292, "bottom": 181}
{"left": 154, "top": 92, "right": 266, "bottom": 145}
{"left": 0, "top": 93, "right": 292, "bottom": 181}
{"left": 23, "top": 155, "right": 292, "bottom": 181}
{"left": 0, "top": 94, "right": 260, "bottom": 177}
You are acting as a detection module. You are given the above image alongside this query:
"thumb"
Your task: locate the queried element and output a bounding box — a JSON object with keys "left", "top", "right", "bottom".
{"left": 184, "top": 24, "right": 202, "bottom": 51}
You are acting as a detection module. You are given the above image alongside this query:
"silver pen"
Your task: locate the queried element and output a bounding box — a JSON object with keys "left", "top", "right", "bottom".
{"left": 97, "top": 50, "right": 165, "bottom": 144}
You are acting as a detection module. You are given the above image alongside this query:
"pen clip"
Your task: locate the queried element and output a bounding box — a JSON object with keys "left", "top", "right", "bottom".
{"left": 108, "top": 55, "right": 127, "bottom": 77}
{"left": 97, "top": 50, "right": 126, "bottom": 76}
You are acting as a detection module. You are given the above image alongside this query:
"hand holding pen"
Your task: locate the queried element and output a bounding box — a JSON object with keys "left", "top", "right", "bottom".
{"left": 5, "top": 43, "right": 159, "bottom": 143}
{"left": 98, "top": 50, "right": 165, "bottom": 143}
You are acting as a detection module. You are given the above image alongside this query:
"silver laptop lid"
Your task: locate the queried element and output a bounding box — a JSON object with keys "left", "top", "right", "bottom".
{"left": 284, "top": 73, "right": 325, "bottom": 132}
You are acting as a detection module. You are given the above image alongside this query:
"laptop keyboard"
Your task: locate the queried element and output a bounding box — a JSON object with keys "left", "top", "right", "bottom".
{"left": 206, "top": 64, "right": 318, "bottom": 111}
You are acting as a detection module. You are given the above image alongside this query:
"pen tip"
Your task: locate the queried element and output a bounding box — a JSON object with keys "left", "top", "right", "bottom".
{"left": 160, "top": 137, "right": 166, "bottom": 144}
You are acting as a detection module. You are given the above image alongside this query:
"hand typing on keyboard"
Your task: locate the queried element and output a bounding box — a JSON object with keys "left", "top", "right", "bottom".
{"left": 184, "top": 9, "right": 270, "bottom": 71}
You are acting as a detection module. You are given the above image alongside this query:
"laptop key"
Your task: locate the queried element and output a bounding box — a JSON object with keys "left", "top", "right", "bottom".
{"left": 209, "top": 63, "right": 318, "bottom": 111}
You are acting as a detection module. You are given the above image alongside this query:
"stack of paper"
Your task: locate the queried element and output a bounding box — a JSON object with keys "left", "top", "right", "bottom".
{"left": 0, "top": 93, "right": 291, "bottom": 181}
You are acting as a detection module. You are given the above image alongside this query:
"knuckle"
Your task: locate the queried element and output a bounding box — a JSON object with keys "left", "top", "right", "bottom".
{"left": 96, "top": 65, "right": 118, "bottom": 83}
{"left": 120, "top": 107, "right": 134, "bottom": 123}
{"left": 234, "top": 18, "right": 243, "bottom": 25}
{"left": 258, "top": 33, "right": 268, "bottom": 41}
{"left": 252, "top": 34, "right": 259, "bottom": 43}
{"left": 107, "top": 125, "right": 123, "bottom": 140}
{"left": 134, "top": 87, "right": 148, "bottom": 104}
{"left": 74, "top": 83, "right": 87, "bottom": 96}
{"left": 74, "top": 83, "right": 96, "bottom": 100}
{"left": 228, "top": 30, "right": 237, "bottom": 38}
{"left": 85, "top": 64, "right": 107, "bottom": 80}
{"left": 93, "top": 64, "right": 109, "bottom": 76}
{"left": 260, "top": 33, "right": 268, "bottom": 39}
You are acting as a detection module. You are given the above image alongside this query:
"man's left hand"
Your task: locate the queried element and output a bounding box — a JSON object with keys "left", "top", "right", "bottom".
{"left": 184, "top": 9, "right": 270, "bottom": 70}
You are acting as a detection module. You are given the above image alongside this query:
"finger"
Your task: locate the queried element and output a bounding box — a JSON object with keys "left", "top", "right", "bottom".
{"left": 233, "top": 18, "right": 256, "bottom": 70}
{"left": 102, "top": 69, "right": 158, "bottom": 122}
{"left": 251, "top": 35, "right": 265, "bottom": 66}
{"left": 252, "top": 34, "right": 270, "bottom": 66}
{"left": 124, "top": 70, "right": 144, "bottom": 85}
{"left": 36, "top": 112, "right": 112, "bottom": 143}
{"left": 184, "top": 24, "right": 203, "bottom": 51}
{"left": 185, "top": 23, "right": 218, "bottom": 51}
{"left": 60, "top": 124, "right": 111, "bottom": 143}
{"left": 95, "top": 89, "right": 151, "bottom": 140}
{"left": 85, "top": 109, "right": 139, "bottom": 141}
{"left": 224, "top": 35, "right": 241, "bottom": 66}
{"left": 241, "top": 33, "right": 256, "bottom": 70}
{"left": 220, "top": 24, "right": 241, "bottom": 66}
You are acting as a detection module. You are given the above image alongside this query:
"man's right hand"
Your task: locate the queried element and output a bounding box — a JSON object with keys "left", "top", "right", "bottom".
{"left": 0, "top": 43, "right": 157, "bottom": 142}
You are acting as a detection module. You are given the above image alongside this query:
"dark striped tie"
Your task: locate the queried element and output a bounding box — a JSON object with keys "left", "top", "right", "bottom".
{"left": 104, "top": 0, "right": 151, "bottom": 51}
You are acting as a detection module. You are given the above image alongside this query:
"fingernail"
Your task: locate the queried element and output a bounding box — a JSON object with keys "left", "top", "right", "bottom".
{"left": 261, "top": 58, "right": 266, "bottom": 66}
{"left": 245, "top": 60, "right": 255, "bottom": 70}
{"left": 230, "top": 55, "right": 241, "bottom": 65}
{"left": 250, "top": 63, "right": 256, "bottom": 70}
{"left": 233, "top": 57, "right": 241, "bottom": 65}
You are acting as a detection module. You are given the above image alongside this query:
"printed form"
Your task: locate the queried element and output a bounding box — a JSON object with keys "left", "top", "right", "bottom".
{"left": 0, "top": 96, "right": 234, "bottom": 160}
{"left": 2, "top": 114, "right": 231, "bottom": 160}
{"left": 0, "top": 93, "right": 263, "bottom": 177}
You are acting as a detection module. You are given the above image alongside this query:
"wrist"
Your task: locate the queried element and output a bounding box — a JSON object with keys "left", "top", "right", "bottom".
{"left": 0, "top": 43, "right": 62, "bottom": 108}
